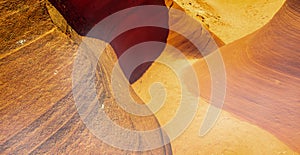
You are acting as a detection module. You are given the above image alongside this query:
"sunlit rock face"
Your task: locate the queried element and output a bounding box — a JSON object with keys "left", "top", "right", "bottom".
{"left": 1, "top": 0, "right": 173, "bottom": 154}
{"left": 132, "top": 0, "right": 299, "bottom": 154}
{"left": 48, "top": 0, "right": 170, "bottom": 83}
{"left": 173, "top": 0, "right": 285, "bottom": 43}
{"left": 184, "top": 0, "right": 300, "bottom": 152}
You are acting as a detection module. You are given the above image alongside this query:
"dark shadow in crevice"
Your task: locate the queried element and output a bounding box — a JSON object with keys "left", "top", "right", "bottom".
{"left": 48, "top": 0, "right": 170, "bottom": 83}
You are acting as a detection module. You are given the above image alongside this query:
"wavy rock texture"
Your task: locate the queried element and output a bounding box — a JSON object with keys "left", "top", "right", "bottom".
{"left": 48, "top": 0, "right": 224, "bottom": 83}
{"left": 186, "top": 0, "right": 300, "bottom": 152}
{"left": 132, "top": 0, "right": 299, "bottom": 154}
{"left": 47, "top": 0, "right": 170, "bottom": 84}
{"left": 1, "top": 0, "right": 298, "bottom": 154}
{"left": 0, "top": 0, "right": 172, "bottom": 154}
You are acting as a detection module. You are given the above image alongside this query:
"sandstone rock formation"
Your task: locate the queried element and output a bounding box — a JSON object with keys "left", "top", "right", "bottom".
{"left": 48, "top": 0, "right": 170, "bottom": 84}
{"left": 1, "top": 0, "right": 299, "bottom": 154}
{"left": 0, "top": 0, "right": 172, "bottom": 154}
{"left": 173, "top": 0, "right": 285, "bottom": 43}
{"left": 187, "top": 0, "right": 300, "bottom": 152}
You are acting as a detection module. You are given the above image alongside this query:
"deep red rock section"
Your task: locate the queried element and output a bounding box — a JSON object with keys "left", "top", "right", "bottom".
{"left": 48, "top": 0, "right": 169, "bottom": 83}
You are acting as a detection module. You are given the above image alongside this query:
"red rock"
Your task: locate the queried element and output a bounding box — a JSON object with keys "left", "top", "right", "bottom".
{"left": 48, "top": 0, "right": 169, "bottom": 83}
{"left": 188, "top": 0, "right": 300, "bottom": 152}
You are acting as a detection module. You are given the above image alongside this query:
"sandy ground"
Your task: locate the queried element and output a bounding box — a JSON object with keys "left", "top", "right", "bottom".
{"left": 172, "top": 0, "right": 285, "bottom": 43}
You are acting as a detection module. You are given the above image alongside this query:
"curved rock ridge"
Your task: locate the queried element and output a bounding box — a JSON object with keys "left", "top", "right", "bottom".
{"left": 0, "top": 0, "right": 172, "bottom": 154}
{"left": 48, "top": 0, "right": 224, "bottom": 83}
{"left": 186, "top": 0, "right": 300, "bottom": 152}
{"left": 48, "top": 0, "right": 169, "bottom": 84}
